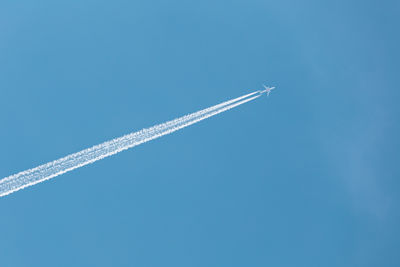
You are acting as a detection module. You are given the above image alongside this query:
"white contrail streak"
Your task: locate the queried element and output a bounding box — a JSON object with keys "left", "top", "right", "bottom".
{"left": 0, "top": 90, "right": 265, "bottom": 197}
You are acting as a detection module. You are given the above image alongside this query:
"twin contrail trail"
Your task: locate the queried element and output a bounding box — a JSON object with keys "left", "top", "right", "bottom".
{"left": 0, "top": 90, "right": 267, "bottom": 197}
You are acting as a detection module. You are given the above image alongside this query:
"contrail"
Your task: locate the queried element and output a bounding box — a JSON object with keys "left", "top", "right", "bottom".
{"left": 0, "top": 90, "right": 266, "bottom": 197}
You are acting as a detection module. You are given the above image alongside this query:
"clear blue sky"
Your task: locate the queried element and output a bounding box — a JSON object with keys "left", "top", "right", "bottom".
{"left": 1, "top": 1, "right": 399, "bottom": 266}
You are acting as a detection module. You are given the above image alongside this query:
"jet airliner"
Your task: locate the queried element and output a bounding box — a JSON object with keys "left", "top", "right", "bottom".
{"left": 261, "top": 84, "right": 276, "bottom": 96}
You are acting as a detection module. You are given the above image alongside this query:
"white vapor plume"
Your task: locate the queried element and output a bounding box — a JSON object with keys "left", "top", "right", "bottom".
{"left": 0, "top": 90, "right": 265, "bottom": 197}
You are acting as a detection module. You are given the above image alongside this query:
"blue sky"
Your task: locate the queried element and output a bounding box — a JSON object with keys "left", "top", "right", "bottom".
{"left": 1, "top": 0, "right": 399, "bottom": 266}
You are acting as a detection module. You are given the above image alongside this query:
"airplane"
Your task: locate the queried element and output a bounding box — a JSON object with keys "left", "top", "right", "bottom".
{"left": 261, "top": 84, "right": 276, "bottom": 96}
